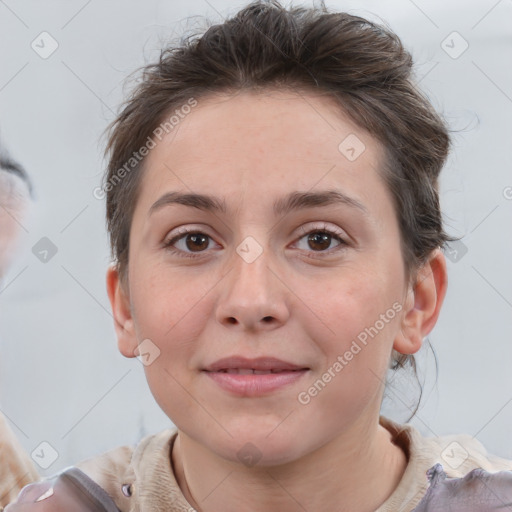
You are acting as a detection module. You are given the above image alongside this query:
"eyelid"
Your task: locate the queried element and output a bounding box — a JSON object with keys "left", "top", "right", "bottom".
{"left": 295, "top": 221, "right": 347, "bottom": 241}
{"left": 163, "top": 225, "right": 219, "bottom": 251}
{"left": 164, "top": 222, "right": 347, "bottom": 245}
{"left": 163, "top": 221, "right": 349, "bottom": 259}
{"left": 290, "top": 222, "right": 349, "bottom": 257}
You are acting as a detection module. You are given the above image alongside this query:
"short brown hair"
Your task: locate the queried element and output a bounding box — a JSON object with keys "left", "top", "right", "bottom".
{"left": 102, "top": 0, "right": 458, "bottom": 420}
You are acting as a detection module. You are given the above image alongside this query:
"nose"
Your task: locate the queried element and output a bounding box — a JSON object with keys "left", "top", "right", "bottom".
{"left": 215, "top": 242, "right": 290, "bottom": 332}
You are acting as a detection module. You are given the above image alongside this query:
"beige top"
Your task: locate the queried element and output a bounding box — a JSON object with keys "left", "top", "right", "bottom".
{"left": 2, "top": 412, "right": 512, "bottom": 511}
{"left": 0, "top": 412, "right": 40, "bottom": 506}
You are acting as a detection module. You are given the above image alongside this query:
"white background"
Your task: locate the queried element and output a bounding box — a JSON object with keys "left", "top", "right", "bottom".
{"left": 0, "top": 0, "right": 511, "bottom": 476}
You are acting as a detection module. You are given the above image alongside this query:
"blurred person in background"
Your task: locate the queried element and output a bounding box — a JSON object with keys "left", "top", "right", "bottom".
{"left": 0, "top": 144, "right": 32, "bottom": 281}
{"left": 0, "top": 140, "right": 39, "bottom": 505}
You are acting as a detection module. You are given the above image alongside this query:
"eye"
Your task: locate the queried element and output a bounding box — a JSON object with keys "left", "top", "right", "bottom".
{"left": 163, "top": 228, "right": 216, "bottom": 259}
{"left": 163, "top": 223, "right": 349, "bottom": 260}
{"left": 293, "top": 223, "right": 348, "bottom": 257}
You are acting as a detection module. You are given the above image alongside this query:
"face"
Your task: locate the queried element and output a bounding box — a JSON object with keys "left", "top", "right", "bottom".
{"left": 111, "top": 89, "right": 423, "bottom": 465}
{"left": 0, "top": 171, "right": 29, "bottom": 280}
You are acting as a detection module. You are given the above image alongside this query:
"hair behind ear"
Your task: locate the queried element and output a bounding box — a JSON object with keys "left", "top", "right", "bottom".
{"left": 386, "top": 247, "right": 448, "bottom": 422}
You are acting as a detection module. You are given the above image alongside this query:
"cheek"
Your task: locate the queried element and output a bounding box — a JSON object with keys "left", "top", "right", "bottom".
{"left": 131, "top": 259, "right": 200, "bottom": 331}
{"left": 297, "top": 264, "right": 401, "bottom": 390}
{"left": 143, "top": 358, "right": 199, "bottom": 432}
{"left": 131, "top": 266, "right": 214, "bottom": 425}
{"left": 302, "top": 265, "right": 397, "bottom": 339}
{"left": 297, "top": 280, "right": 399, "bottom": 428}
{"left": 129, "top": 261, "right": 216, "bottom": 370}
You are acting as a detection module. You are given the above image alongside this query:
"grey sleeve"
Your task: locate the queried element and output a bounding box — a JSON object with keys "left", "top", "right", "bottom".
{"left": 5, "top": 466, "right": 121, "bottom": 512}
{"left": 56, "top": 467, "right": 121, "bottom": 512}
{"left": 412, "top": 463, "right": 512, "bottom": 511}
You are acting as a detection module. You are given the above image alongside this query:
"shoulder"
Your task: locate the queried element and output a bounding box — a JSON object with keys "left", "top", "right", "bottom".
{"left": 412, "top": 462, "right": 512, "bottom": 511}
{"left": 74, "top": 427, "right": 179, "bottom": 510}
{"left": 377, "top": 415, "right": 512, "bottom": 512}
{"left": 380, "top": 415, "right": 512, "bottom": 476}
{"left": 0, "top": 411, "right": 41, "bottom": 507}
{"left": 2, "top": 428, "right": 180, "bottom": 512}
{"left": 414, "top": 428, "right": 512, "bottom": 476}
{"left": 413, "top": 432, "right": 512, "bottom": 511}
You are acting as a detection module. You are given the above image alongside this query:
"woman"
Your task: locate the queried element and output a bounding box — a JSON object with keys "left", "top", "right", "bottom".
{"left": 3, "top": 1, "right": 512, "bottom": 510}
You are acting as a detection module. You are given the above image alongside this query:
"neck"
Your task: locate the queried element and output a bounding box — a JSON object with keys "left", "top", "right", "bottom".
{"left": 171, "top": 415, "right": 407, "bottom": 512}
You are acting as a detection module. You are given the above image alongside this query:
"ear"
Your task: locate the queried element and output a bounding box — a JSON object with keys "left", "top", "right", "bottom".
{"left": 106, "top": 264, "right": 138, "bottom": 358}
{"left": 393, "top": 248, "right": 448, "bottom": 355}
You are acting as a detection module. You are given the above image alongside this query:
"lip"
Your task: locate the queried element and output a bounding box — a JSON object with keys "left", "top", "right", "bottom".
{"left": 203, "top": 356, "right": 307, "bottom": 372}
{"left": 202, "top": 356, "right": 309, "bottom": 397}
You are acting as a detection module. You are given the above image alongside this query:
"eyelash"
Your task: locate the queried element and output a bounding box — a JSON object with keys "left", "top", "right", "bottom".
{"left": 163, "top": 223, "right": 348, "bottom": 260}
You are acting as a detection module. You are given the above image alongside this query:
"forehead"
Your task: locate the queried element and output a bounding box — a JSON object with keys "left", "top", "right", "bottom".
{"left": 136, "top": 89, "right": 391, "bottom": 217}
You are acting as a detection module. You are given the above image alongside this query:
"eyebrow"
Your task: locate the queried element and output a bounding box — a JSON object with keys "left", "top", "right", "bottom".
{"left": 148, "top": 189, "right": 369, "bottom": 217}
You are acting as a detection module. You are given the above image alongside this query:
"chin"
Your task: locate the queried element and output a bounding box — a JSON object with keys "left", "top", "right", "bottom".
{"left": 212, "top": 426, "right": 307, "bottom": 468}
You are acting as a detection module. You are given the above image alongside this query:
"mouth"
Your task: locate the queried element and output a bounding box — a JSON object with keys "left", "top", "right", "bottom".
{"left": 203, "top": 356, "right": 308, "bottom": 372}
{"left": 202, "top": 356, "right": 309, "bottom": 396}
{"left": 210, "top": 368, "right": 306, "bottom": 374}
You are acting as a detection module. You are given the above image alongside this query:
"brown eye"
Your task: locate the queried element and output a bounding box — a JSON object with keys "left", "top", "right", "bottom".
{"left": 184, "top": 233, "right": 209, "bottom": 251}
{"left": 163, "top": 229, "right": 216, "bottom": 259}
{"left": 294, "top": 224, "right": 348, "bottom": 258}
{"left": 307, "top": 232, "right": 334, "bottom": 251}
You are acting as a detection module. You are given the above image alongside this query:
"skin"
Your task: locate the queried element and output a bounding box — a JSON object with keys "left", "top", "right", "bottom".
{"left": 107, "top": 89, "right": 448, "bottom": 512}
{"left": 0, "top": 171, "right": 29, "bottom": 281}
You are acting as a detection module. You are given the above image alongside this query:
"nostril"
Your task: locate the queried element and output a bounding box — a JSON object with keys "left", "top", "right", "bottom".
{"left": 262, "top": 316, "right": 273, "bottom": 322}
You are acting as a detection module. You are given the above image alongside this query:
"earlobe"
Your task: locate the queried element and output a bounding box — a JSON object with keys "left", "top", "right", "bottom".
{"left": 106, "top": 264, "right": 138, "bottom": 358}
{"left": 393, "top": 248, "right": 448, "bottom": 355}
